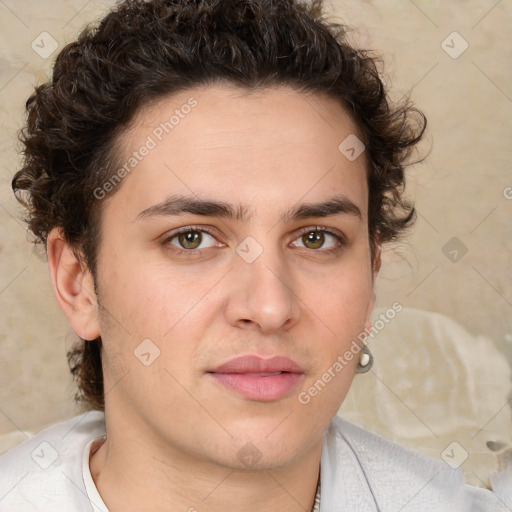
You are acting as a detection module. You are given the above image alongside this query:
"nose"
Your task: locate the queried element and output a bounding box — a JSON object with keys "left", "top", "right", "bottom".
{"left": 224, "top": 246, "right": 300, "bottom": 334}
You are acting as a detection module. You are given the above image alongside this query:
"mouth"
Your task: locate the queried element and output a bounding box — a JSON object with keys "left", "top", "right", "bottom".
{"left": 207, "top": 355, "right": 305, "bottom": 402}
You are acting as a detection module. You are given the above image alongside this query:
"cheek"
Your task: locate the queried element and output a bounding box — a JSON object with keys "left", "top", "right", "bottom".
{"left": 98, "top": 256, "right": 200, "bottom": 334}
{"left": 299, "top": 270, "right": 372, "bottom": 413}
{"left": 317, "top": 264, "right": 373, "bottom": 326}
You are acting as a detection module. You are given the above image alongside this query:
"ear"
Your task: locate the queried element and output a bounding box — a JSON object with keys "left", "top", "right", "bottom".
{"left": 47, "top": 227, "right": 100, "bottom": 341}
{"left": 364, "top": 242, "right": 382, "bottom": 331}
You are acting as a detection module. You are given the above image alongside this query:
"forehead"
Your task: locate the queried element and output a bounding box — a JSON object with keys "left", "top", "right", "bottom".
{"left": 106, "top": 84, "right": 368, "bottom": 222}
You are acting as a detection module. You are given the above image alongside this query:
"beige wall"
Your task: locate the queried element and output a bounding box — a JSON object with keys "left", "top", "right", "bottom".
{"left": 332, "top": 0, "right": 512, "bottom": 349}
{"left": 0, "top": 0, "right": 510, "bottom": 455}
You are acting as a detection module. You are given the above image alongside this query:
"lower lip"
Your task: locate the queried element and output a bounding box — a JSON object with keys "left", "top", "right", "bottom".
{"left": 209, "top": 372, "right": 304, "bottom": 401}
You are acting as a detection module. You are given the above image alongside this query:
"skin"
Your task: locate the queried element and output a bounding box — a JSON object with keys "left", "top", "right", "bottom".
{"left": 47, "top": 84, "right": 380, "bottom": 512}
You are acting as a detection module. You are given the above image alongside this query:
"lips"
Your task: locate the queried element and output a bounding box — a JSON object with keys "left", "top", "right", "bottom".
{"left": 208, "top": 355, "right": 305, "bottom": 401}
{"left": 211, "top": 355, "right": 304, "bottom": 374}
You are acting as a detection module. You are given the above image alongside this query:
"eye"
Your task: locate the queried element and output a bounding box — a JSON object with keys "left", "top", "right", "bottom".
{"left": 291, "top": 227, "right": 345, "bottom": 251}
{"left": 164, "top": 227, "right": 221, "bottom": 251}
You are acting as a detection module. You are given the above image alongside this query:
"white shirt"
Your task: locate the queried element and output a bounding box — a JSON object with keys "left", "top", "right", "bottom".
{"left": 0, "top": 411, "right": 509, "bottom": 511}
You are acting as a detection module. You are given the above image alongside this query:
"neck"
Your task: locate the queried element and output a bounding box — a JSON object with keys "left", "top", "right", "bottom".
{"left": 90, "top": 412, "right": 323, "bottom": 512}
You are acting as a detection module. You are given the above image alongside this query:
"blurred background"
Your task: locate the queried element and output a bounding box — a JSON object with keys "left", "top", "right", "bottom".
{"left": 0, "top": 0, "right": 511, "bottom": 487}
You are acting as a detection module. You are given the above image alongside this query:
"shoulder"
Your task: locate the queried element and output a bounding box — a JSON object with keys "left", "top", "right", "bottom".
{"left": 0, "top": 410, "right": 105, "bottom": 512}
{"left": 322, "top": 415, "right": 509, "bottom": 511}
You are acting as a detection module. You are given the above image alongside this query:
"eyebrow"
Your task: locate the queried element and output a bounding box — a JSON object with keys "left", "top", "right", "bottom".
{"left": 136, "top": 194, "right": 362, "bottom": 222}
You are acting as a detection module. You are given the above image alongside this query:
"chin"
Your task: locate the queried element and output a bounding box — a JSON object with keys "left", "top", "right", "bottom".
{"left": 228, "top": 431, "right": 309, "bottom": 471}
{"left": 219, "top": 445, "right": 302, "bottom": 473}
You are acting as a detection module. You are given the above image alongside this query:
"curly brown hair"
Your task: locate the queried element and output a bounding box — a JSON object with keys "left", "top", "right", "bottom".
{"left": 12, "top": 0, "right": 426, "bottom": 411}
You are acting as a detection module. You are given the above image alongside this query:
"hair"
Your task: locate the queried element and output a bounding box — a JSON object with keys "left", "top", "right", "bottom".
{"left": 12, "top": 0, "right": 426, "bottom": 411}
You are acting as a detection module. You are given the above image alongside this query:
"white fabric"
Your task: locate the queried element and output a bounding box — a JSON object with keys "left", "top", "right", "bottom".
{"left": 82, "top": 438, "right": 108, "bottom": 512}
{"left": 340, "top": 307, "right": 512, "bottom": 489}
{"left": 0, "top": 411, "right": 510, "bottom": 511}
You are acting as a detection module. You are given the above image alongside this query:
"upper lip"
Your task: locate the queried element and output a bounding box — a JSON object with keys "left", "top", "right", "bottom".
{"left": 209, "top": 355, "right": 304, "bottom": 374}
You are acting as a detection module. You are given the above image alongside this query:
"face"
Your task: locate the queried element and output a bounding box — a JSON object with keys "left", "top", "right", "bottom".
{"left": 92, "top": 84, "right": 376, "bottom": 470}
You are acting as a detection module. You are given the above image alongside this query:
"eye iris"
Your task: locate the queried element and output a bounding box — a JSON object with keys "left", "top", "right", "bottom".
{"left": 178, "top": 231, "right": 202, "bottom": 249}
{"left": 303, "top": 230, "right": 324, "bottom": 249}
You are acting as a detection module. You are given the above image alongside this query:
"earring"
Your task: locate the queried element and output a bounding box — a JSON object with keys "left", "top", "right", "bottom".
{"left": 356, "top": 344, "right": 373, "bottom": 373}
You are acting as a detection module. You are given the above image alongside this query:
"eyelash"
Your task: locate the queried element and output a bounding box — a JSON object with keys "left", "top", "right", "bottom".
{"left": 162, "top": 225, "right": 346, "bottom": 256}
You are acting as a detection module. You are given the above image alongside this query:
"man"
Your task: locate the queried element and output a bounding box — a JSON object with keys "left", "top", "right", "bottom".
{"left": 1, "top": 0, "right": 509, "bottom": 510}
